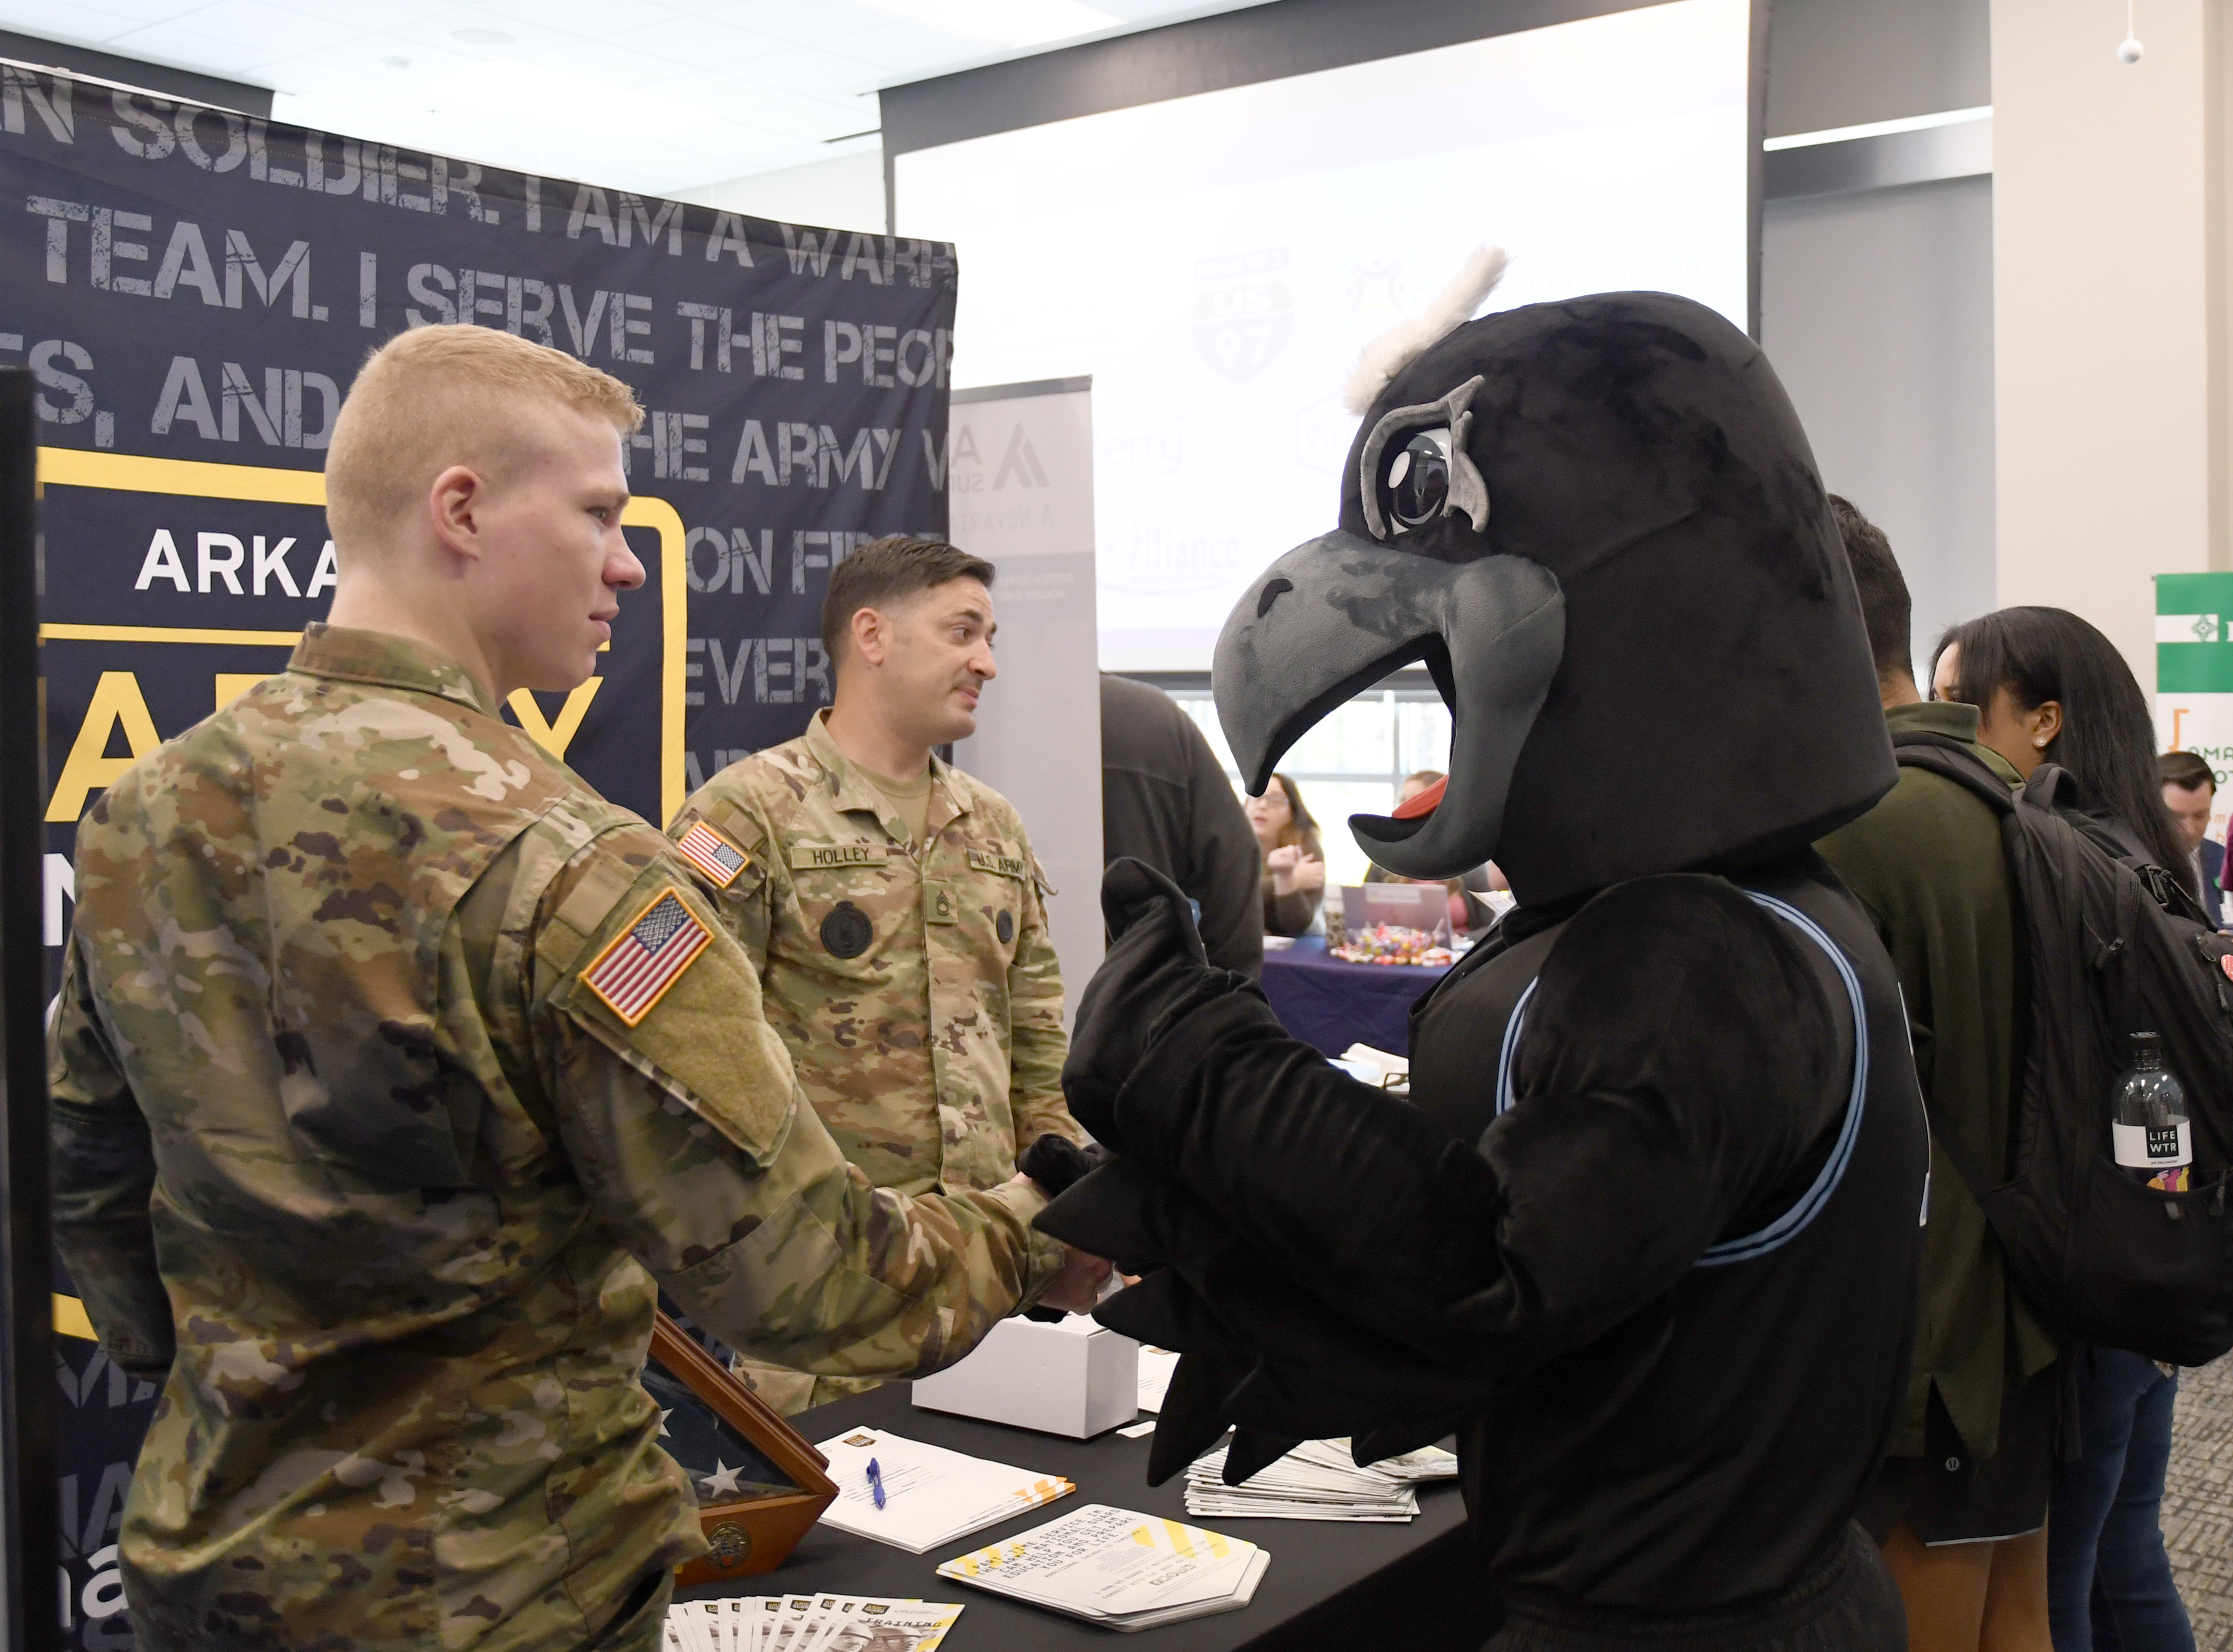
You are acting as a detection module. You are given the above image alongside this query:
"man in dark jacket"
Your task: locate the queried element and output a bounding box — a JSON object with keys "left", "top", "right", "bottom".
{"left": 1100, "top": 673, "right": 1264, "bottom": 975}
{"left": 2158, "top": 749, "right": 2226, "bottom": 929}
{"left": 1815, "top": 497, "right": 2059, "bottom": 1652}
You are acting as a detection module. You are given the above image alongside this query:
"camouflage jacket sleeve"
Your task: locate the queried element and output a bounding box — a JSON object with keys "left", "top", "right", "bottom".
{"left": 1008, "top": 830, "right": 1084, "bottom": 1150}
{"left": 666, "top": 790, "right": 775, "bottom": 976}
{"left": 48, "top": 927, "right": 175, "bottom": 1376}
{"left": 524, "top": 824, "right": 1068, "bottom": 1375}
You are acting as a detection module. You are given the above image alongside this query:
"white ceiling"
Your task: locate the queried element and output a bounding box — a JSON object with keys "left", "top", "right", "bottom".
{"left": 2, "top": 0, "right": 1276, "bottom": 195}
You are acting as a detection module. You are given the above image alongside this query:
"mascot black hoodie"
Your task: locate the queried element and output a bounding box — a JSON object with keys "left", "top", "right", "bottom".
{"left": 1040, "top": 288, "right": 1929, "bottom": 1648}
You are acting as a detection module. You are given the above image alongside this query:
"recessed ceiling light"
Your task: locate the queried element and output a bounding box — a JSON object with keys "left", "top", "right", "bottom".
{"left": 451, "top": 27, "right": 515, "bottom": 47}
{"left": 853, "top": 0, "right": 1119, "bottom": 49}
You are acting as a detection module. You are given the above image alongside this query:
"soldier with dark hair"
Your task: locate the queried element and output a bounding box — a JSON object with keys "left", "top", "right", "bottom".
{"left": 668, "top": 533, "right": 1105, "bottom": 1412}
{"left": 47, "top": 329, "right": 1103, "bottom": 1652}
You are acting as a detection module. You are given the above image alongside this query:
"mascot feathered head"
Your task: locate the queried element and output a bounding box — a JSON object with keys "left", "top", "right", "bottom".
{"left": 1212, "top": 259, "right": 1892, "bottom": 905}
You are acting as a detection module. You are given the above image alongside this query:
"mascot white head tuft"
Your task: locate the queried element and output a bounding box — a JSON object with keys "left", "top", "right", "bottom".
{"left": 1340, "top": 245, "right": 1509, "bottom": 416}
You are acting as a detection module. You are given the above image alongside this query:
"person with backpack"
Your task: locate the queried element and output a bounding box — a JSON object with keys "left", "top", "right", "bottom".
{"left": 1814, "top": 503, "right": 2062, "bottom": 1652}
{"left": 1929, "top": 608, "right": 2202, "bottom": 1652}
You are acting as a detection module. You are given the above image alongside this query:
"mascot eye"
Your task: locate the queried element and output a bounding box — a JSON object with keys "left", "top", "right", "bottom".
{"left": 1384, "top": 429, "right": 1453, "bottom": 532}
{"left": 1356, "top": 375, "right": 1491, "bottom": 541}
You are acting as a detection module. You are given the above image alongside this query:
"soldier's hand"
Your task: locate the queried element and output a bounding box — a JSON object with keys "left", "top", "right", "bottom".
{"left": 1037, "top": 1244, "right": 1115, "bottom": 1313}
{"left": 1065, "top": 859, "right": 1245, "bottom": 1148}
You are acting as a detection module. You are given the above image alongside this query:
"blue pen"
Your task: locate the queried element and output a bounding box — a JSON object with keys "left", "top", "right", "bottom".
{"left": 866, "top": 1457, "right": 886, "bottom": 1510}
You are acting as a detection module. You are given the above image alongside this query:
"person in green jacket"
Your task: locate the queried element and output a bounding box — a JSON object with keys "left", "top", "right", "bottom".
{"left": 1815, "top": 499, "right": 2060, "bottom": 1652}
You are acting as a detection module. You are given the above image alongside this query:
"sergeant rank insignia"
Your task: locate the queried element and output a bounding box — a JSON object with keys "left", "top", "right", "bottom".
{"left": 584, "top": 891, "right": 712, "bottom": 1025}
{"left": 676, "top": 821, "right": 750, "bottom": 889}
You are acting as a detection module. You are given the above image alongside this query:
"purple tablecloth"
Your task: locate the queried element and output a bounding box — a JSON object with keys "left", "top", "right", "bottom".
{"left": 1258, "top": 933, "right": 1452, "bottom": 1058}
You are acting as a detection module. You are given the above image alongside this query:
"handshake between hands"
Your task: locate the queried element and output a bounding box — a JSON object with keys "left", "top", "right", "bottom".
{"left": 1019, "top": 859, "right": 1265, "bottom": 1313}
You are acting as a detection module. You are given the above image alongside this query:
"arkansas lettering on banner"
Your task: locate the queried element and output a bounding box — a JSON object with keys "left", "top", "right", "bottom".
{"left": 2, "top": 57, "right": 955, "bottom": 1646}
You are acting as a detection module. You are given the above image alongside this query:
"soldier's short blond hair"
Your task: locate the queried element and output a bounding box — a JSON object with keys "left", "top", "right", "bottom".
{"left": 325, "top": 325, "right": 643, "bottom": 552}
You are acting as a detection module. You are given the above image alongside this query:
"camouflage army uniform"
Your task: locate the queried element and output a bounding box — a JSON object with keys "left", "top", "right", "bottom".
{"left": 47, "top": 626, "right": 1065, "bottom": 1652}
{"left": 668, "top": 709, "right": 1084, "bottom": 1411}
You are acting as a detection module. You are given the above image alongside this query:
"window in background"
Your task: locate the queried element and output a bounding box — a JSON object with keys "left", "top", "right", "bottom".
{"left": 1170, "top": 683, "right": 1452, "bottom": 890}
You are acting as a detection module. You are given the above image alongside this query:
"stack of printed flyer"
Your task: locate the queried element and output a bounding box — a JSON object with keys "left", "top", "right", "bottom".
{"left": 936, "top": 1503, "right": 1269, "bottom": 1631}
{"left": 663, "top": 1594, "right": 963, "bottom": 1651}
{"left": 1184, "top": 1437, "right": 1458, "bottom": 1521}
{"left": 813, "top": 1426, "right": 1075, "bottom": 1553}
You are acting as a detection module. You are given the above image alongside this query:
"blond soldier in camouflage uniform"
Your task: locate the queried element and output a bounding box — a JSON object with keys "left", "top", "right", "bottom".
{"left": 48, "top": 328, "right": 1101, "bottom": 1652}
{"left": 668, "top": 536, "right": 1097, "bottom": 1413}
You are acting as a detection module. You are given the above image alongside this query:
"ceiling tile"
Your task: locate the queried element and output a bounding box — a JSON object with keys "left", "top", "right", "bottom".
{"left": 730, "top": 43, "right": 889, "bottom": 96}
{"left": 521, "top": 34, "right": 708, "bottom": 84}
{"left": 694, "top": 0, "right": 892, "bottom": 48}
{"left": 0, "top": 0, "right": 211, "bottom": 31}
{"left": 122, "top": 0, "right": 359, "bottom": 57}
{"left": 835, "top": 17, "right": 1010, "bottom": 69}
{"left": 655, "top": 69, "right": 875, "bottom": 132}
{"left": 470, "top": 0, "right": 629, "bottom": 41}
{"left": 233, "top": 0, "right": 453, "bottom": 26}
{"left": 613, "top": 15, "right": 788, "bottom": 68}
{"left": 259, "top": 30, "right": 482, "bottom": 97}
{"left": 406, "top": 7, "right": 580, "bottom": 59}
{"left": 101, "top": 20, "right": 293, "bottom": 74}
{"left": 0, "top": 4, "right": 157, "bottom": 48}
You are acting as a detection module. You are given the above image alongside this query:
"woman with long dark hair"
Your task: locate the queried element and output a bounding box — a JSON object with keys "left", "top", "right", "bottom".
{"left": 1930, "top": 606, "right": 2198, "bottom": 1652}
{"left": 1932, "top": 607, "right": 2192, "bottom": 885}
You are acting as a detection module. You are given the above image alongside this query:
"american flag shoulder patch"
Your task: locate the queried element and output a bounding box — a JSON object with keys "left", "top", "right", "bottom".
{"left": 674, "top": 820, "right": 750, "bottom": 890}
{"left": 581, "top": 890, "right": 712, "bottom": 1027}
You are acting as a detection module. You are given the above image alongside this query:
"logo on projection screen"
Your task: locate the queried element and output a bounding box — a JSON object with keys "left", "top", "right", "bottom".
{"left": 1194, "top": 274, "right": 1293, "bottom": 381}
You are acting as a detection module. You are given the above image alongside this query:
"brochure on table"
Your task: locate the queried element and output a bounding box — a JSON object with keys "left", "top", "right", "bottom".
{"left": 813, "top": 1426, "right": 1074, "bottom": 1554}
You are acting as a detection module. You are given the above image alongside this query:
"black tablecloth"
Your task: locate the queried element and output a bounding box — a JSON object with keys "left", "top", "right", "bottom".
{"left": 677, "top": 1382, "right": 1496, "bottom": 1650}
{"left": 1257, "top": 935, "right": 1450, "bottom": 1058}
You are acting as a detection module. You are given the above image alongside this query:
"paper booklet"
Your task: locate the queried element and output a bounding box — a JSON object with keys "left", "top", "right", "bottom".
{"left": 663, "top": 1594, "right": 962, "bottom": 1652}
{"left": 1185, "top": 1436, "right": 1458, "bottom": 1522}
{"left": 936, "top": 1502, "right": 1269, "bottom": 1632}
{"left": 812, "top": 1426, "right": 1075, "bottom": 1554}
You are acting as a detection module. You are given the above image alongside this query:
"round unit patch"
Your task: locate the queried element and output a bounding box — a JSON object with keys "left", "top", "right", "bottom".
{"left": 997, "top": 910, "right": 1015, "bottom": 944}
{"left": 821, "top": 901, "right": 874, "bottom": 959}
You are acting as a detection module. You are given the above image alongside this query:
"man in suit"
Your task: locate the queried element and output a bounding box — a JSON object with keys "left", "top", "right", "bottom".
{"left": 2159, "top": 750, "right": 2226, "bottom": 929}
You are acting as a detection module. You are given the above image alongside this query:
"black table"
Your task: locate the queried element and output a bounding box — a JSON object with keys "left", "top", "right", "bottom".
{"left": 677, "top": 1384, "right": 1496, "bottom": 1649}
{"left": 1257, "top": 935, "right": 1451, "bottom": 1058}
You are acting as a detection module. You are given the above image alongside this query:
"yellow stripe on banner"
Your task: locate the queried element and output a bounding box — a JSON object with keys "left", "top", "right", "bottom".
{"left": 620, "top": 494, "right": 688, "bottom": 827}
{"left": 42, "top": 623, "right": 303, "bottom": 647}
{"left": 36, "top": 448, "right": 689, "bottom": 825}
{"left": 53, "top": 1293, "right": 95, "bottom": 1340}
{"left": 39, "top": 447, "right": 327, "bottom": 505}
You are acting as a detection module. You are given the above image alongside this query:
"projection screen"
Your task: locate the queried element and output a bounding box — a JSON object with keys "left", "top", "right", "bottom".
{"left": 894, "top": 0, "right": 1754, "bottom": 670}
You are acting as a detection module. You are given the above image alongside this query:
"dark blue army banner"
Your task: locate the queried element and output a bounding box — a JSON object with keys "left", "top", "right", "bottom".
{"left": 0, "top": 58, "right": 954, "bottom": 1644}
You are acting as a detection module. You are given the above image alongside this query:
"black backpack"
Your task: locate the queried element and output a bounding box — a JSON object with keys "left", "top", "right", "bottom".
{"left": 1892, "top": 730, "right": 2233, "bottom": 1366}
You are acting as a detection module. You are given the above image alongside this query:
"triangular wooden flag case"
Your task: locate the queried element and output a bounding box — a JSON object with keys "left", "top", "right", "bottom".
{"left": 647, "top": 1312, "right": 837, "bottom": 1587}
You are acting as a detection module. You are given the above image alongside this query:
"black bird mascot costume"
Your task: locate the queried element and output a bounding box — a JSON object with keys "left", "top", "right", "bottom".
{"left": 1040, "top": 267, "right": 1930, "bottom": 1651}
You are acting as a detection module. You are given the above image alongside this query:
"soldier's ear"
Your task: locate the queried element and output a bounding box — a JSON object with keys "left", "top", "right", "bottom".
{"left": 428, "top": 463, "right": 489, "bottom": 566}
{"left": 849, "top": 604, "right": 889, "bottom": 670}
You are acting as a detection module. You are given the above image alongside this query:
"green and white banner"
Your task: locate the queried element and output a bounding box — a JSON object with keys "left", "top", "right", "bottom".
{"left": 2155, "top": 571, "right": 2233, "bottom": 842}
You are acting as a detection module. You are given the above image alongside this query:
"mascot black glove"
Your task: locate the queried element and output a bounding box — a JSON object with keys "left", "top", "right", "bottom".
{"left": 1063, "top": 858, "right": 1257, "bottom": 1148}
{"left": 1041, "top": 1157, "right": 1485, "bottom": 1483}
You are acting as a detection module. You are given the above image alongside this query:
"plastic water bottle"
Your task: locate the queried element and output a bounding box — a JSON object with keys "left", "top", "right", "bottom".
{"left": 2112, "top": 1031, "right": 2192, "bottom": 1195}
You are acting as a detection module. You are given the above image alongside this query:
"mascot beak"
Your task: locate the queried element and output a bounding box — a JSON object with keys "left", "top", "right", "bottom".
{"left": 1213, "top": 532, "right": 1563, "bottom": 881}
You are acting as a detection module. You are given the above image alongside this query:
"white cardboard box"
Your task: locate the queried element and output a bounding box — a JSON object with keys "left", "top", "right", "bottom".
{"left": 911, "top": 1315, "right": 1140, "bottom": 1438}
